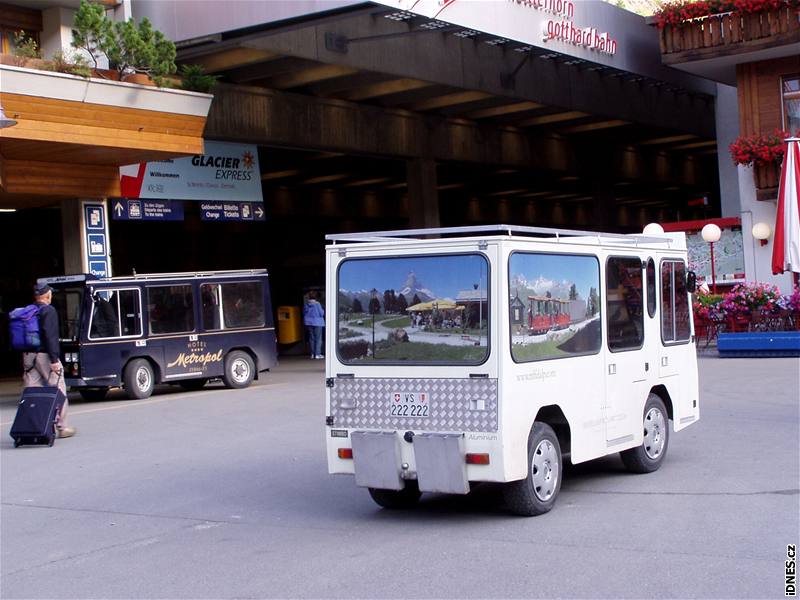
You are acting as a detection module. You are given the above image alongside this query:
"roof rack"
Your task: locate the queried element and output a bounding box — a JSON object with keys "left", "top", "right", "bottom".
{"left": 104, "top": 269, "right": 268, "bottom": 281}
{"left": 326, "top": 224, "right": 672, "bottom": 246}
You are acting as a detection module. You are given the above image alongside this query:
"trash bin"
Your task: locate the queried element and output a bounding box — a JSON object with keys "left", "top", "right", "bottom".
{"left": 277, "top": 306, "right": 303, "bottom": 344}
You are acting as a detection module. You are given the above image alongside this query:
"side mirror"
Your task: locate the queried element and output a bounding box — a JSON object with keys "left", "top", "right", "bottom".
{"left": 686, "top": 271, "right": 697, "bottom": 293}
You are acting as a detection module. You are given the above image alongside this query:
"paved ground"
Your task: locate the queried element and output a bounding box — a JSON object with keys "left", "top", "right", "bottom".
{"left": 1, "top": 355, "right": 798, "bottom": 599}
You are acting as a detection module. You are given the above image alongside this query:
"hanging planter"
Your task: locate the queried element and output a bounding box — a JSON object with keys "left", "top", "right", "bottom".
{"left": 729, "top": 129, "right": 799, "bottom": 191}
{"left": 753, "top": 161, "right": 780, "bottom": 190}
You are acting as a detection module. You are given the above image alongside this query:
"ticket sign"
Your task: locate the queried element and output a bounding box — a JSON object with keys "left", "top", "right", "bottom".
{"left": 119, "top": 141, "right": 263, "bottom": 203}
{"left": 200, "top": 202, "right": 266, "bottom": 222}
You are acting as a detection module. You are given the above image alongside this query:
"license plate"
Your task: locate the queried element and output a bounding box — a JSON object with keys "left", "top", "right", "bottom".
{"left": 390, "top": 391, "right": 430, "bottom": 418}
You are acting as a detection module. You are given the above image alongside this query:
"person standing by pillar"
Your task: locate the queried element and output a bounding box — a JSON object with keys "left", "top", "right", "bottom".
{"left": 22, "top": 284, "right": 75, "bottom": 438}
{"left": 303, "top": 291, "right": 325, "bottom": 359}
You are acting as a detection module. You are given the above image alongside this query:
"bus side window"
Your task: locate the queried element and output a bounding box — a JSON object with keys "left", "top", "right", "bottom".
{"left": 201, "top": 284, "right": 222, "bottom": 331}
{"left": 221, "top": 281, "right": 264, "bottom": 329}
{"left": 606, "top": 256, "right": 644, "bottom": 351}
{"left": 90, "top": 292, "right": 120, "bottom": 338}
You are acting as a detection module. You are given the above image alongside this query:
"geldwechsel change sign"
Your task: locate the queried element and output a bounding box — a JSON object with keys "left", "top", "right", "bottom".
{"left": 119, "top": 141, "right": 263, "bottom": 203}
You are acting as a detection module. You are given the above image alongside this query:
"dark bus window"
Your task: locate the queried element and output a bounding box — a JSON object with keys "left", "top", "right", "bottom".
{"left": 661, "top": 260, "right": 690, "bottom": 344}
{"left": 149, "top": 285, "right": 195, "bottom": 334}
{"left": 509, "top": 252, "right": 601, "bottom": 362}
{"left": 89, "top": 289, "right": 141, "bottom": 339}
{"left": 646, "top": 258, "right": 657, "bottom": 318}
{"left": 221, "top": 282, "right": 265, "bottom": 329}
{"left": 606, "top": 256, "right": 644, "bottom": 351}
{"left": 51, "top": 287, "right": 83, "bottom": 341}
{"left": 201, "top": 284, "right": 222, "bottom": 330}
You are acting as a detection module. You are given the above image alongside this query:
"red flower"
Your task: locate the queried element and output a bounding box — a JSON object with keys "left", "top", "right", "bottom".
{"left": 728, "top": 129, "right": 800, "bottom": 167}
{"left": 655, "top": 0, "right": 800, "bottom": 28}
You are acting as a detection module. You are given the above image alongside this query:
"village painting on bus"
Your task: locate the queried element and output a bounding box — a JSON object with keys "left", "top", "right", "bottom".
{"left": 509, "top": 252, "right": 601, "bottom": 361}
{"left": 337, "top": 254, "right": 489, "bottom": 363}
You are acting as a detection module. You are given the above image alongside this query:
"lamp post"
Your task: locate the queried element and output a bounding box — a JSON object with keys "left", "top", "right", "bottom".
{"left": 701, "top": 223, "right": 722, "bottom": 294}
{"left": 370, "top": 287, "right": 377, "bottom": 358}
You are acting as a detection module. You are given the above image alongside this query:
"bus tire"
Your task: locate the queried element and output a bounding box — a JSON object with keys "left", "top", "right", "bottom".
{"left": 178, "top": 378, "right": 207, "bottom": 392}
{"left": 504, "top": 422, "right": 562, "bottom": 516}
{"left": 368, "top": 481, "right": 421, "bottom": 509}
{"left": 79, "top": 387, "right": 108, "bottom": 402}
{"left": 223, "top": 351, "right": 254, "bottom": 389}
{"left": 620, "top": 393, "right": 669, "bottom": 474}
{"left": 124, "top": 358, "right": 155, "bottom": 399}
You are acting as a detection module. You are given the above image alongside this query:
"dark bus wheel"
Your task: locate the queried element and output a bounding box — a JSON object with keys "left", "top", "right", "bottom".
{"left": 178, "top": 378, "right": 207, "bottom": 391}
{"left": 78, "top": 388, "right": 108, "bottom": 402}
{"left": 503, "top": 422, "right": 562, "bottom": 516}
{"left": 124, "top": 358, "right": 155, "bottom": 399}
{"left": 620, "top": 393, "right": 670, "bottom": 474}
{"left": 222, "top": 351, "right": 254, "bottom": 389}
{"left": 368, "top": 481, "right": 421, "bottom": 509}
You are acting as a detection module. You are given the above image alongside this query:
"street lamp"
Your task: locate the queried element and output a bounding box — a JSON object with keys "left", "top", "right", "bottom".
{"left": 701, "top": 223, "right": 722, "bottom": 294}
{"left": 370, "top": 287, "right": 378, "bottom": 359}
{"left": 642, "top": 222, "right": 664, "bottom": 234}
{"left": 752, "top": 222, "right": 771, "bottom": 247}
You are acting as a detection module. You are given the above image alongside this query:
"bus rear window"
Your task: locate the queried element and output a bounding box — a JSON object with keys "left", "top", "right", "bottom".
{"left": 336, "top": 254, "right": 489, "bottom": 364}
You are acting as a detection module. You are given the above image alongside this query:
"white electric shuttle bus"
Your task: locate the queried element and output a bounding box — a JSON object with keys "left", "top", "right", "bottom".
{"left": 324, "top": 225, "right": 699, "bottom": 515}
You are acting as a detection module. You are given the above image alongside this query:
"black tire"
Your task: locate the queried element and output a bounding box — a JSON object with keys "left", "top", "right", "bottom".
{"left": 178, "top": 378, "right": 207, "bottom": 392}
{"left": 79, "top": 387, "right": 108, "bottom": 402}
{"left": 222, "top": 351, "right": 255, "bottom": 389}
{"left": 123, "top": 358, "right": 155, "bottom": 399}
{"left": 620, "top": 393, "right": 670, "bottom": 474}
{"left": 368, "top": 481, "right": 422, "bottom": 509}
{"left": 504, "top": 422, "right": 562, "bottom": 516}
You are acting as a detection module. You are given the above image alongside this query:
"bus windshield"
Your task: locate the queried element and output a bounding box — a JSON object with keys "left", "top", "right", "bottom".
{"left": 51, "top": 286, "right": 84, "bottom": 342}
{"left": 336, "top": 254, "right": 489, "bottom": 364}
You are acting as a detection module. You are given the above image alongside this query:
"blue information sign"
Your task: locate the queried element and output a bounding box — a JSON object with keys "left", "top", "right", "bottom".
{"left": 83, "top": 201, "right": 111, "bottom": 278}
{"left": 200, "top": 202, "right": 266, "bottom": 222}
{"left": 112, "top": 199, "right": 185, "bottom": 221}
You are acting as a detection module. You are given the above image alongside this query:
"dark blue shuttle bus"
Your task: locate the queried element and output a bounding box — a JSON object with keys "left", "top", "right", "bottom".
{"left": 41, "top": 270, "right": 278, "bottom": 400}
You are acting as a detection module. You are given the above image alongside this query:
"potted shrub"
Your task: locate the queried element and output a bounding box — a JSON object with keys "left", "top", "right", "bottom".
{"left": 729, "top": 130, "right": 797, "bottom": 189}
{"left": 71, "top": 0, "right": 176, "bottom": 86}
{"left": 178, "top": 64, "right": 220, "bottom": 93}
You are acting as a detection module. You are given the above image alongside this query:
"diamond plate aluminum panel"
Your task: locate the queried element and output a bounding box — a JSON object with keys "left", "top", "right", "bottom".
{"left": 330, "top": 378, "right": 498, "bottom": 432}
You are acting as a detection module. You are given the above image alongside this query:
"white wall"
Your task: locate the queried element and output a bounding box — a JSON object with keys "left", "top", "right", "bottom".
{"left": 738, "top": 166, "right": 795, "bottom": 293}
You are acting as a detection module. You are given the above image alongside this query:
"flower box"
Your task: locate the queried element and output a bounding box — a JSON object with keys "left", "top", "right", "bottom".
{"left": 753, "top": 161, "right": 780, "bottom": 190}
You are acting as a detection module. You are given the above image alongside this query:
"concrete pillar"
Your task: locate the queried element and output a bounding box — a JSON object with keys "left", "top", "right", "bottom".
{"left": 591, "top": 179, "right": 614, "bottom": 231}
{"left": 61, "top": 198, "right": 83, "bottom": 275}
{"left": 715, "top": 83, "right": 741, "bottom": 218}
{"left": 41, "top": 7, "right": 76, "bottom": 60}
{"left": 406, "top": 158, "right": 440, "bottom": 229}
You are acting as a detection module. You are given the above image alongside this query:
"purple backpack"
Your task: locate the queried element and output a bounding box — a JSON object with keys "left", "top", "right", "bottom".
{"left": 9, "top": 305, "right": 41, "bottom": 351}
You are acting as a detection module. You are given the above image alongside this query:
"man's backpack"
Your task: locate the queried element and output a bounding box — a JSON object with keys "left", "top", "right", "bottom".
{"left": 9, "top": 305, "right": 42, "bottom": 351}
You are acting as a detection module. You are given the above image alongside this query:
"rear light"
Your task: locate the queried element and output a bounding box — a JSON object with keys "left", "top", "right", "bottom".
{"left": 465, "top": 453, "right": 490, "bottom": 465}
{"left": 337, "top": 448, "right": 353, "bottom": 459}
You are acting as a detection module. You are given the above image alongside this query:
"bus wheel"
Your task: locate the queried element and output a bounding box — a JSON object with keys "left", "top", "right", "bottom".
{"left": 178, "top": 378, "right": 207, "bottom": 392}
{"left": 124, "top": 358, "right": 155, "bottom": 399}
{"left": 621, "top": 393, "right": 669, "bottom": 474}
{"left": 79, "top": 388, "right": 108, "bottom": 402}
{"left": 223, "top": 351, "right": 254, "bottom": 389}
{"left": 504, "top": 422, "right": 562, "bottom": 516}
{"left": 368, "top": 481, "right": 421, "bottom": 509}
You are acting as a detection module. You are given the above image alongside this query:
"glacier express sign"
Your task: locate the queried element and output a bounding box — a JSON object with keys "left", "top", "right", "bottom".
{"left": 119, "top": 141, "right": 263, "bottom": 202}
{"left": 373, "top": 0, "right": 618, "bottom": 57}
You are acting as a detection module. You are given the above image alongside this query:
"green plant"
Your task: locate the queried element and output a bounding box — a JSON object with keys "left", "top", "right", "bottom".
{"left": 51, "top": 50, "right": 92, "bottom": 78}
{"left": 178, "top": 64, "right": 219, "bottom": 93}
{"left": 71, "top": 0, "right": 113, "bottom": 69}
{"left": 71, "top": 0, "right": 176, "bottom": 85}
{"left": 12, "top": 30, "right": 41, "bottom": 63}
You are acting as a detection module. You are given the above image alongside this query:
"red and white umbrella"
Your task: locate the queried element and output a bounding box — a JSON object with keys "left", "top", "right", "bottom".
{"left": 772, "top": 138, "right": 800, "bottom": 275}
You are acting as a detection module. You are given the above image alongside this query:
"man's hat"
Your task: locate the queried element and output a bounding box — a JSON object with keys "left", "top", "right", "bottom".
{"left": 33, "top": 283, "right": 53, "bottom": 296}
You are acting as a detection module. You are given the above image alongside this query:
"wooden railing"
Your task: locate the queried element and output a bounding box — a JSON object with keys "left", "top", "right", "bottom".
{"left": 658, "top": 6, "right": 800, "bottom": 58}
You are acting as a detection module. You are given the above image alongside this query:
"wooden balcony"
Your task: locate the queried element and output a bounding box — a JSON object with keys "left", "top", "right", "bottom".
{"left": 657, "top": 7, "right": 800, "bottom": 64}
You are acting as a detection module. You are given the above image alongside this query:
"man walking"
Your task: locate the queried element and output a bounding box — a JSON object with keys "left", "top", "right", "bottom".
{"left": 22, "top": 283, "right": 75, "bottom": 438}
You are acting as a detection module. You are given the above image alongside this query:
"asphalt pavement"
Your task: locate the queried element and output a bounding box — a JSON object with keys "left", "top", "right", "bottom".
{"left": 1, "top": 355, "right": 798, "bottom": 599}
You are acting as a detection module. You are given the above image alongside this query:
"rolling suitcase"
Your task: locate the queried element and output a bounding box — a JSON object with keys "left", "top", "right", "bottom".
{"left": 9, "top": 384, "right": 65, "bottom": 448}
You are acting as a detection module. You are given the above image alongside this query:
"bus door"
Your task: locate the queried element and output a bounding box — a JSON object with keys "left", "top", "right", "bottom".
{"left": 604, "top": 255, "right": 649, "bottom": 447}
{"left": 657, "top": 257, "right": 696, "bottom": 427}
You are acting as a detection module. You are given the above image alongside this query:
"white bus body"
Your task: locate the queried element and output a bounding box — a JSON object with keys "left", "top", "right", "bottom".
{"left": 324, "top": 225, "right": 699, "bottom": 515}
